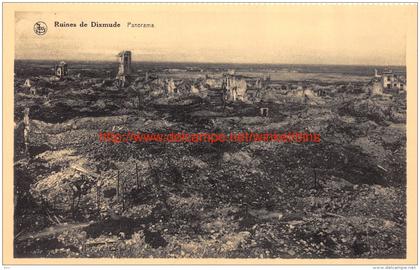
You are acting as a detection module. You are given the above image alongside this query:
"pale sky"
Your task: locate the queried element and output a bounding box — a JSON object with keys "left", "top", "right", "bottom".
{"left": 14, "top": 5, "right": 415, "bottom": 65}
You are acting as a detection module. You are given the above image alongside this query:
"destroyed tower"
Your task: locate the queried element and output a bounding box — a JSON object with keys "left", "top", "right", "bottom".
{"left": 116, "top": 51, "right": 132, "bottom": 87}
{"left": 54, "top": 61, "right": 68, "bottom": 79}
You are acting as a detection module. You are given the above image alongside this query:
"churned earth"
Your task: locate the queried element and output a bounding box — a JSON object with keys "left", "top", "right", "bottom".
{"left": 14, "top": 61, "right": 406, "bottom": 258}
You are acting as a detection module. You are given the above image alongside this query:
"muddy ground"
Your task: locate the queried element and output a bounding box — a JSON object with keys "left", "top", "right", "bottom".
{"left": 14, "top": 61, "right": 406, "bottom": 258}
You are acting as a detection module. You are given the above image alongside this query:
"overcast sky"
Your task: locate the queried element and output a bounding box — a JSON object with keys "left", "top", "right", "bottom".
{"left": 15, "top": 5, "right": 415, "bottom": 65}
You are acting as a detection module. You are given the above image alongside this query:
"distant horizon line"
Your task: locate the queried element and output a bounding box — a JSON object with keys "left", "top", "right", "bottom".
{"left": 14, "top": 58, "right": 406, "bottom": 68}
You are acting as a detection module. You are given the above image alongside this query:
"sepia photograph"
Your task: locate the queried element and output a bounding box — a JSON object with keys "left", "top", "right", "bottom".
{"left": 3, "top": 3, "right": 417, "bottom": 265}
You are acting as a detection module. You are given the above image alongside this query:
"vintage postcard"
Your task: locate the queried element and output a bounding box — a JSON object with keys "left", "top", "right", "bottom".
{"left": 2, "top": 3, "right": 418, "bottom": 265}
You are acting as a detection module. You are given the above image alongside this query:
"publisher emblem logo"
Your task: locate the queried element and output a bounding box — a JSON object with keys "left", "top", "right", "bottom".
{"left": 34, "top": 21, "right": 47, "bottom": 35}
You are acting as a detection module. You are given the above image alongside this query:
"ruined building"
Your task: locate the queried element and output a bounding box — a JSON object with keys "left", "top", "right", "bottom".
{"left": 190, "top": 84, "right": 200, "bottom": 94}
{"left": 224, "top": 75, "right": 247, "bottom": 102}
{"left": 374, "top": 69, "right": 381, "bottom": 78}
{"left": 375, "top": 69, "right": 406, "bottom": 91}
{"left": 255, "top": 78, "right": 263, "bottom": 89}
{"left": 315, "top": 88, "right": 327, "bottom": 97}
{"left": 166, "top": 78, "right": 176, "bottom": 95}
{"left": 54, "top": 61, "right": 68, "bottom": 79}
{"left": 116, "top": 51, "right": 132, "bottom": 87}
{"left": 260, "top": 107, "right": 269, "bottom": 117}
{"left": 255, "top": 76, "right": 270, "bottom": 89}
{"left": 369, "top": 81, "right": 384, "bottom": 96}
{"left": 23, "top": 79, "right": 32, "bottom": 88}
{"left": 227, "top": 69, "right": 236, "bottom": 75}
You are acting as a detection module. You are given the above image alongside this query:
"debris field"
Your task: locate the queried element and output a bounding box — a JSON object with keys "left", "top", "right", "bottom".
{"left": 14, "top": 60, "right": 406, "bottom": 258}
